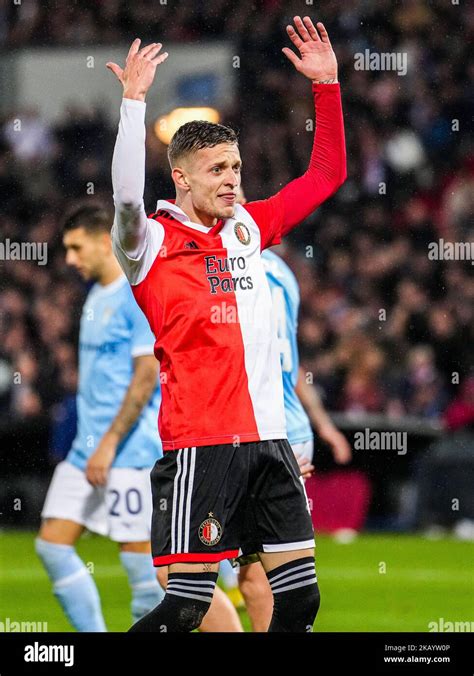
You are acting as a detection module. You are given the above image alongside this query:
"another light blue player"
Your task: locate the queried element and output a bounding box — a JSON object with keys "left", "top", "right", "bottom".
{"left": 263, "top": 248, "right": 314, "bottom": 461}
{"left": 219, "top": 193, "right": 353, "bottom": 622}
{"left": 36, "top": 204, "right": 164, "bottom": 631}
{"left": 262, "top": 247, "right": 352, "bottom": 467}
{"left": 220, "top": 245, "right": 353, "bottom": 624}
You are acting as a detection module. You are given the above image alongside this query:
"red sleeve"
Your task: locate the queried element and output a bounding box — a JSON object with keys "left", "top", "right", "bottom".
{"left": 243, "top": 82, "right": 347, "bottom": 250}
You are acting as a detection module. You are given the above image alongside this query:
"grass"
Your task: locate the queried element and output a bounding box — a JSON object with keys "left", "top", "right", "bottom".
{"left": 0, "top": 530, "right": 472, "bottom": 632}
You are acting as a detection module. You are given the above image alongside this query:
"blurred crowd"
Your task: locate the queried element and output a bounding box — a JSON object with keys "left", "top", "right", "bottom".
{"left": 0, "top": 0, "right": 473, "bottom": 436}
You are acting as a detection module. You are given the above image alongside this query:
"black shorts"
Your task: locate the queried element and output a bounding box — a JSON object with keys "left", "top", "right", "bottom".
{"left": 150, "top": 439, "right": 315, "bottom": 566}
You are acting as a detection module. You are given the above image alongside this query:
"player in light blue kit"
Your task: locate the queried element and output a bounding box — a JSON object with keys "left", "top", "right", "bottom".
{"left": 262, "top": 247, "right": 352, "bottom": 467}
{"left": 230, "top": 247, "right": 353, "bottom": 629}
{"left": 36, "top": 204, "right": 164, "bottom": 631}
{"left": 220, "top": 190, "right": 352, "bottom": 629}
{"left": 263, "top": 247, "right": 317, "bottom": 464}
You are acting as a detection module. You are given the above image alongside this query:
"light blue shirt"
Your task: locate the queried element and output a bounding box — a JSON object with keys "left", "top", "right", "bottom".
{"left": 262, "top": 250, "right": 313, "bottom": 445}
{"left": 67, "top": 275, "right": 162, "bottom": 470}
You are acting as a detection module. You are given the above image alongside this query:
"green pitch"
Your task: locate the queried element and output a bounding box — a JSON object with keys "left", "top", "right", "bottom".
{"left": 0, "top": 531, "right": 472, "bottom": 632}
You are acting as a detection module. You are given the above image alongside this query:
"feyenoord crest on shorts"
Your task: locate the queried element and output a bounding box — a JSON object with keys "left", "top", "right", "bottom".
{"left": 198, "top": 514, "right": 222, "bottom": 546}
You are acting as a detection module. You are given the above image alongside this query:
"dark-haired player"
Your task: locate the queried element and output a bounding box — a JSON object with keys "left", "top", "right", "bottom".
{"left": 107, "top": 16, "right": 346, "bottom": 632}
{"left": 36, "top": 205, "right": 164, "bottom": 630}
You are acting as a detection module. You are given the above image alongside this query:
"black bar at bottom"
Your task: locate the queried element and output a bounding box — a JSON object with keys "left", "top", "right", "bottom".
{"left": 0, "top": 632, "right": 472, "bottom": 674}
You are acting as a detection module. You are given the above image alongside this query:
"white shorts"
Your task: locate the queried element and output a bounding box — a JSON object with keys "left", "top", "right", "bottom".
{"left": 41, "top": 460, "right": 154, "bottom": 542}
{"left": 291, "top": 439, "right": 314, "bottom": 463}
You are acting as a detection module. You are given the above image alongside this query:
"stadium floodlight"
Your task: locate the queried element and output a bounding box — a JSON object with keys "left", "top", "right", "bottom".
{"left": 154, "top": 107, "right": 220, "bottom": 145}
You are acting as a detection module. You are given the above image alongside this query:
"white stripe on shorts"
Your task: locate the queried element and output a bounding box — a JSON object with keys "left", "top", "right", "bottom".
{"left": 171, "top": 448, "right": 196, "bottom": 554}
{"left": 171, "top": 449, "right": 184, "bottom": 554}
{"left": 184, "top": 448, "right": 196, "bottom": 552}
{"left": 176, "top": 448, "right": 190, "bottom": 553}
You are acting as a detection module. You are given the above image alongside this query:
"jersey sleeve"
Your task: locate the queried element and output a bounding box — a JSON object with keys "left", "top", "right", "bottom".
{"left": 112, "top": 215, "right": 165, "bottom": 286}
{"left": 243, "top": 83, "right": 346, "bottom": 249}
{"left": 126, "top": 296, "right": 156, "bottom": 358}
{"left": 111, "top": 97, "right": 165, "bottom": 285}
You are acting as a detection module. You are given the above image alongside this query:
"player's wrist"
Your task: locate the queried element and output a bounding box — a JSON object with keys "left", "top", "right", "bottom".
{"left": 312, "top": 77, "right": 338, "bottom": 84}
{"left": 123, "top": 88, "right": 147, "bottom": 102}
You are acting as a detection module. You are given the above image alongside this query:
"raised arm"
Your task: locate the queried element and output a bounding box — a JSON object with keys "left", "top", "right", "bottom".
{"left": 280, "top": 18, "right": 346, "bottom": 234}
{"left": 107, "top": 40, "right": 168, "bottom": 279}
{"left": 244, "top": 18, "right": 346, "bottom": 247}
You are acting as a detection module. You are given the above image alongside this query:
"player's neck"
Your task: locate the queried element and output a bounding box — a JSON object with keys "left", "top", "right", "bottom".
{"left": 175, "top": 197, "right": 217, "bottom": 229}
{"left": 97, "top": 260, "right": 124, "bottom": 287}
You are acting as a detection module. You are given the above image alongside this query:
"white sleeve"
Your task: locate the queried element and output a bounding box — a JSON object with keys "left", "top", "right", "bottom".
{"left": 111, "top": 98, "right": 164, "bottom": 285}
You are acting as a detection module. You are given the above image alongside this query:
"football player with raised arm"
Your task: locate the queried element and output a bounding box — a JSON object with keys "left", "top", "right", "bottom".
{"left": 107, "top": 16, "right": 346, "bottom": 632}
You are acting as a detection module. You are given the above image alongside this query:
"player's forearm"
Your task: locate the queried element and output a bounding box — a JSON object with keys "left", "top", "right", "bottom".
{"left": 112, "top": 98, "right": 148, "bottom": 253}
{"left": 107, "top": 364, "right": 158, "bottom": 442}
{"left": 295, "top": 367, "right": 335, "bottom": 433}
{"left": 279, "top": 83, "right": 346, "bottom": 235}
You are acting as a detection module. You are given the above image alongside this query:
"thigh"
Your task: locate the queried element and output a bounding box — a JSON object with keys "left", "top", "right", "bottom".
{"left": 258, "top": 548, "right": 315, "bottom": 574}
{"left": 41, "top": 460, "right": 107, "bottom": 537}
{"left": 120, "top": 542, "right": 151, "bottom": 553}
{"left": 106, "top": 466, "right": 153, "bottom": 543}
{"left": 156, "top": 565, "right": 168, "bottom": 590}
{"left": 39, "top": 518, "right": 85, "bottom": 545}
{"left": 169, "top": 562, "right": 219, "bottom": 574}
{"left": 238, "top": 559, "right": 268, "bottom": 586}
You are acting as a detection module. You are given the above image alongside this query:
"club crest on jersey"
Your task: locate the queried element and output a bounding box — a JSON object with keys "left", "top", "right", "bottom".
{"left": 234, "top": 222, "right": 251, "bottom": 245}
{"left": 198, "top": 513, "right": 222, "bottom": 546}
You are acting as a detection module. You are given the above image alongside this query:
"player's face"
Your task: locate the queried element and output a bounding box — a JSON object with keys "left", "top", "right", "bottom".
{"left": 185, "top": 143, "right": 242, "bottom": 220}
{"left": 63, "top": 227, "right": 107, "bottom": 281}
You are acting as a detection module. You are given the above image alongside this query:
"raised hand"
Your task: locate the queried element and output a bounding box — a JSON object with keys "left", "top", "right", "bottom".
{"left": 318, "top": 424, "right": 352, "bottom": 465}
{"left": 282, "top": 16, "right": 338, "bottom": 83}
{"left": 106, "top": 38, "right": 169, "bottom": 101}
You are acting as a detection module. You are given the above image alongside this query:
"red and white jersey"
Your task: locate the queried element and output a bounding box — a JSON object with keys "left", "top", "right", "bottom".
{"left": 113, "top": 197, "right": 287, "bottom": 451}
{"left": 111, "top": 85, "right": 346, "bottom": 451}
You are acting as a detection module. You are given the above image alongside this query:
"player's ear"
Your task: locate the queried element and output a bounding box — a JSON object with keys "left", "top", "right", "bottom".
{"left": 171, "top": 167, "right": 190, "bottom": 191}
{"left": 101, "top": 231, "right": 113, "bottom": 252}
